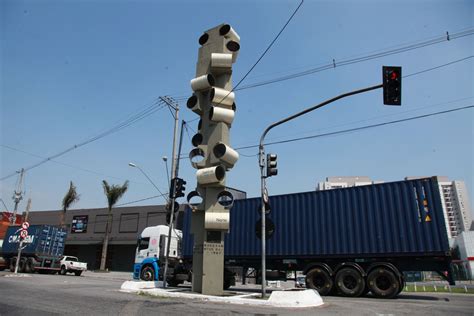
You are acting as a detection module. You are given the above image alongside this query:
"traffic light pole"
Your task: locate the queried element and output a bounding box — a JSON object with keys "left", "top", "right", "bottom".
{"left": 258, "top": 83, "right": 383, "bottom": 298}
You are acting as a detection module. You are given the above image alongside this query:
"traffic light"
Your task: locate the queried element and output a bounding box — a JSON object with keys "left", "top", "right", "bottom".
{"left": 383, "top": 66, "right": 402, "bottom": 106}
{"left": 266, "top": 153, "right": 278, "bottom": 177}
{"left": 165, "top": 201, "right": 180, "bottom": 224}
{"left": 170, "top": 177, "right": 186, "bottom": 199}
{"left": 255, "top": 216, "right": 275, "bottom": 239}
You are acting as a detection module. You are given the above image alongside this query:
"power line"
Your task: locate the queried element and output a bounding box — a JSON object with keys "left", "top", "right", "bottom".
{"left": 235, "top": 29, "right": 474, "bottom": 91}
{"left": 170, "top": 28, "right": 473, "bottom": 100}
{"left": 1, "top": 144, "right": 146, "bottom": 184}
{"left": 235, "top": 104, "right": 474, "bottom": 151}
{"left": 232, "top": 0, "right": 304, "bottom": 92}
{"left": 187, "top": 1, "right": 305, "bottom": 112}
{"left": 1, "top": 102, "right": 167, "bottom": 181}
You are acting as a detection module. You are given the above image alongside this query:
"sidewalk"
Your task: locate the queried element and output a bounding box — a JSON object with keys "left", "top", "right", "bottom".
{"left": 83, "top": 270, "right": 133, "bottom": 281}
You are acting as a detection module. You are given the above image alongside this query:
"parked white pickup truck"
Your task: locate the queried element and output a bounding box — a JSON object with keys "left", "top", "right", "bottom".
{"left": 59, "top": 256, "right": 87, "bottom": 276}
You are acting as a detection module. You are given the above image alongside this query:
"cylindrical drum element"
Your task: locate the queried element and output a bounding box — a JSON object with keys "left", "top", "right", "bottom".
{"left": 187, "top": 190, "right": 203, "bottom": 210}
{"left": 217, "top": 190, "right": 234, "bottom": 209}
{"left": 192, "top": 133, "right": 203, "bottom": 147}
{"left": 205, "top": 211, "right": 230, "bottom": 230}
{"left": 187, "top": 94, "right": 202, "bottom": 115}
{"left": 189, "top": 147, "right": 206, "bottom": 169}
{"left": 209, "top": 106, "right": 234, "bottom": 125}
{"left": 190, "top": 74, "right": 215, "bottom": 91}
{"left": 219, "top": 24, "right": 240, "bottom": 42}
{"left": 211, "top": 53, "right": 233, "bottom": 70}
{"left": 199, "top": 32, "right": 209, "bottom": 45}
{"left": 197, "top": 118, "right": 202, "bottom": 132}
{"left": 210, "top": 87, "right": 235, "bottom": 107}
{"left": 226, "top": 41, "right": 240, "bottom": 63}
{"left": 213, "top": 142, "right": 239, "bottom": 168}
{"left": 196, "top": 165, "right": 226, "bottom": 185}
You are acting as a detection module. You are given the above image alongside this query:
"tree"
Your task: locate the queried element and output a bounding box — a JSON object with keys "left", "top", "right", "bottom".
{"left": 61, "top": 181, "right": 80, "bottom": 228}
{"left": 100, "top": 180, "right": 129, "bottom": 271}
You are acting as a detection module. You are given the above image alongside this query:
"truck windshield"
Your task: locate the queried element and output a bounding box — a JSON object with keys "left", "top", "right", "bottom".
{"left": 138, "top": 237, "right": 150, "bottom": 251}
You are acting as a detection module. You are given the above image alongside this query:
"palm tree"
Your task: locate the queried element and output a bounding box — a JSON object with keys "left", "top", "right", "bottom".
{"left": 61, "top": 181, "right": 80, "bottom": 228}
{"left": 100, "top": 180, "right": 129, "bottom": 271}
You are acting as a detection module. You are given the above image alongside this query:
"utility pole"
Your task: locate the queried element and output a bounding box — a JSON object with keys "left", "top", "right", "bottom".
{"left": 14, "top": 198, "right": 31, "bottom": 274}
{"left": 159, "top": 95, "right": 180, "bottom": 288}
{"left": 11, "top": 168, "right": 25, "bottom": 225}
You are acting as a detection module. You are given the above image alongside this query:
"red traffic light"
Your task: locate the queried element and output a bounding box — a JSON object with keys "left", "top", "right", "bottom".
{"left": 383, "top": 66, "right": 402, "bottom": 106}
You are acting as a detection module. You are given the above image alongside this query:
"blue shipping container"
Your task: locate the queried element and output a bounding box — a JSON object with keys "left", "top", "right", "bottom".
{"left": 2, "top": 225, "right": 67, "bottom": 259}
{"left": 183, "top": 177, "right": 449, "bottom": 258}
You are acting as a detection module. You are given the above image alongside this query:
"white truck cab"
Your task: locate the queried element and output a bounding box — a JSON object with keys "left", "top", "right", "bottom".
{"left": 133, "top": 225, "right": 182, "bottom": 281}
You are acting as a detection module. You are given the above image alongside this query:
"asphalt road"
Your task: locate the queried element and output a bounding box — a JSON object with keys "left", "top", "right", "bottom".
{"left": 0, "top": 271, "right": 472, "bottom": 315}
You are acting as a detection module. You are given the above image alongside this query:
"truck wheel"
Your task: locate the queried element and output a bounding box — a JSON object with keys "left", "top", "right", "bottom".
{"left": 9, "top": 258, "right": 17, "bottom": 272}
{"left": 140, "top": 265, "right": 155, "bottom": 281}
{"left": 397, "top": 276, "right": 405, "bottom": 295}
{"left": 24, "top": 259, "right": 34, "bottom": 273}
{"left": 367, "top": 268, "right": 400, "bottom": 299}
{"left": 305, "top": 267, "right": 333, "bottom": 296}
{"left": 74, "top": 271, "right": 82, "bottom": 276}
{"left": 223, "top": 278, "right": 232, "bottom": 290}
{"left": 18, "top": 258, "right": 26, "bottom": 273}
{"left": 60, "top": 265, "right": 67, "bottom": 275}
{"left": 335, "top": 267, "right": 365, "bottom": 297}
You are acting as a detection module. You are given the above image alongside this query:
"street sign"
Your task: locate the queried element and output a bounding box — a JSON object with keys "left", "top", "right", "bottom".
{"left": 20, "top": 229, "right": 28, "bottom": 239}
{"left": 22, "top": 222, "right": 30, "bottom": 230}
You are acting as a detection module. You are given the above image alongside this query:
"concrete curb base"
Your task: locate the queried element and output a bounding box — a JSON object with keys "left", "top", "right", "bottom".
{"left": 120, "top": 280, "right": 165, "bottom": 292}
{"left": 120, "top": 281, "right": 324, "bottom": 308}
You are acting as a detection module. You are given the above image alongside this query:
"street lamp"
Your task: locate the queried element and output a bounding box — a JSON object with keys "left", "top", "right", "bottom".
{"left": 162, "top": 156, "right": 170, "bottom": 185}
{"left": 128, "top": 162, "right": 168, "bottom": 202}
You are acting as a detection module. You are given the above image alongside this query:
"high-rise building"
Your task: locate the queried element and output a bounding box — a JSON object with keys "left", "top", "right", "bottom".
{"left": 316, "top": 176, "right": 473, "bottom": 240}
{"left": 316, "top": 176, "right": 383, "bottom": 191}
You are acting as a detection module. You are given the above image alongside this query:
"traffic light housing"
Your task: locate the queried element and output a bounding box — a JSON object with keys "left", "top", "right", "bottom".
{"left": 165, "top": 201, "right": 180, "bottom": 224}
{"left": 170, "top": 177, "right": 186, "bottom": 199}
{"left": 383, "top": 66, "right": 402, "bottom": 106}
{"left": 266, "top": 153, "right": 278, "bottom": 177}
{"left": 255, "top": 216, "right": 275, "bottom": 239}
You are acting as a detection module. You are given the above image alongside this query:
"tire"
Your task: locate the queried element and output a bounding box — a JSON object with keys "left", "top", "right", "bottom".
{"left": 335, "top": 267, "right": 366, "bottom": 297}
{"left": 223, "top": 278, "right": 231, "bottom": 290}
{"left": 140, "top": 265, "right": 155, "bottom": 281}
{"left": 305, "top": 267, "right": 334, "bottom": 296}
{"left": 60, "top": 265, "right": 67, "bottom": 275}
{"left": 18, "top": 258, "right": 26, "bottom": 273}
{"left": 24, "top": 258, "right": 34, "bottom": 273}
{"left": 9, "top": 258, "right": 17, "bottom": 272}
{"left": 367, "top": 267, "right": 400, "bottom": 299}
{"left": 74, "top": 271, "right": 82, "bottom": 276}
{"left": 397, "top": 276, "right": 405, "bottom": 295}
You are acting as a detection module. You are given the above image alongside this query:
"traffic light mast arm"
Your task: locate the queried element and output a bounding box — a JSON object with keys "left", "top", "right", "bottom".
{"left": 258, "top": 82, "right": 382, "bottom": 298}
{"left": 258, "top": 83, "right": 383, "bottom": 153}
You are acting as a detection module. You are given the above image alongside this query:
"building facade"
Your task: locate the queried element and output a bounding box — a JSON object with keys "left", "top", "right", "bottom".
{"left": 316, "top": 176, "right": 383, "bottom": 191}
{"left": 453, "top": 231, "right": 474, "bottom": 279}
{"left": 27, "top": 204, "right": 177, "bottom": 271}
{"left": 17, "top": 187, "right": 247, "bottom": 272}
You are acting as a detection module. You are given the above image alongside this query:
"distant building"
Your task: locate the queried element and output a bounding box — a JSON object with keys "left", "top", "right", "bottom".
{"left": 317, "top": 176, "right": 473, "bottom": 240}
{"left": 453, "top": 231, "right": 474, "bottom": 280}
{"left": 316, "top": 176, "right": 383, "bottom": 191}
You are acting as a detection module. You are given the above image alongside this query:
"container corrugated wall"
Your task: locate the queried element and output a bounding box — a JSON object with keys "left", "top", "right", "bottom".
{"left": 183, "top": 178, "right": 449, "bottom": 258}
{"left": 2, "top": 225, "right": 67, "bottom": 257}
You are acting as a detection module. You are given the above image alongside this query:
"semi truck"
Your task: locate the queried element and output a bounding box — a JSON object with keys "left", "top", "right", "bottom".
{"left": 2, "top": 225, "right": 67, "bottom": 274}
{"left": 0, "top": 212, "right": 23, "bottom": 270}
{"left": 133, "top": 177, "right": 454, "bottom": 298}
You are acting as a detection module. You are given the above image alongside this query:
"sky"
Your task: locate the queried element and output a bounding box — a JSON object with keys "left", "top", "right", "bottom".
{"left": 1, "top": 0, "right": 473, "bottom": 217}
